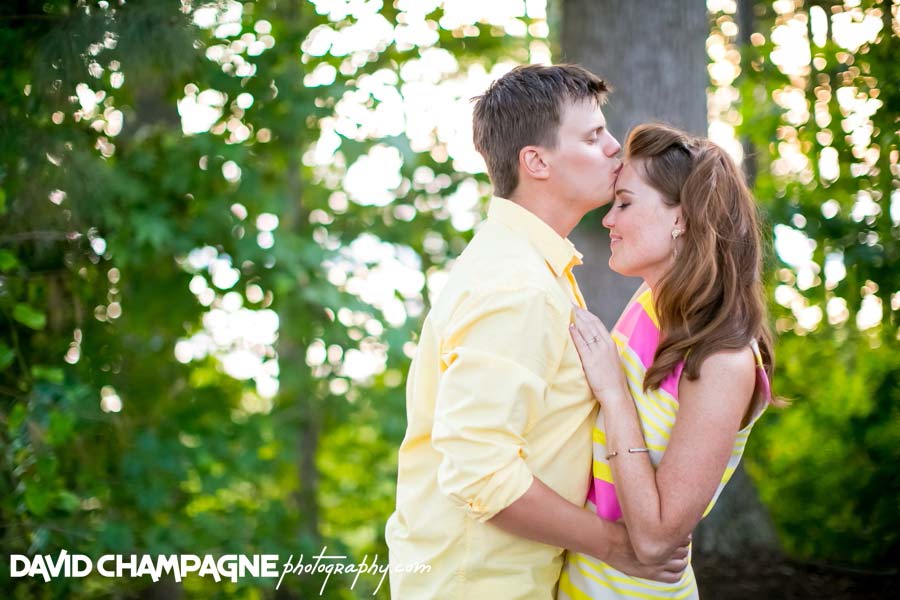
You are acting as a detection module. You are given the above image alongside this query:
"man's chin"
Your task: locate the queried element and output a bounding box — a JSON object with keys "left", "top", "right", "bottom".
{"left": 591, "top": 192, "right": 615, "bottom": 209}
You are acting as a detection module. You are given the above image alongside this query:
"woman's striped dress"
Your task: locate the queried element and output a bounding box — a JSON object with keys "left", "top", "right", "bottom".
{"left": 558, "top": 289, "right": 771, "bottom": 600}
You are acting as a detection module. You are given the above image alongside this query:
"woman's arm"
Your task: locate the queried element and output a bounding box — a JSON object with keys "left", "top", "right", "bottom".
{"left": 490, "top": 477, "right": 690, "bottom": 583}
{"left": 570, "top": 307, "right": 756, "bottom": 564}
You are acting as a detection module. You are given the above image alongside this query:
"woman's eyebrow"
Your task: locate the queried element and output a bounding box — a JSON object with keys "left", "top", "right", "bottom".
{"left": 615, "top": 188, "right": 633, "bottom": 196}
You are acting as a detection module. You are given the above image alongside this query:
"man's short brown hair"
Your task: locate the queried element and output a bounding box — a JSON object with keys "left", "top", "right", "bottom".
{"left": 472, "top": 64, "right": 610, "bottom": 199}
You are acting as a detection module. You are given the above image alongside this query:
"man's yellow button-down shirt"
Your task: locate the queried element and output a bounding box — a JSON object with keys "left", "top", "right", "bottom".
{"left": 386, "top": 197, "right": 597, "bottom": 599}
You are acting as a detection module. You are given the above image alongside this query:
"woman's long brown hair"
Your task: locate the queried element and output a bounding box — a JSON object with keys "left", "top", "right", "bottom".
{"left": 625, "top": 123, "right": 775, "bottom": 394}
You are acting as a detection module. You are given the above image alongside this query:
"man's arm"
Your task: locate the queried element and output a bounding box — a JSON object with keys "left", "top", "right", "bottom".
{"left": 490, "top": 478, "right": 689, "bottom": 583}
{"left": 431, "top": 284, "right": 687, "bottom": 582}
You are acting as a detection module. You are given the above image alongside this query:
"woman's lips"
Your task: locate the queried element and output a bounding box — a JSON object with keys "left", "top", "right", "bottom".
{"left": 610, "top": 235, "right": 622, "bottom": 246}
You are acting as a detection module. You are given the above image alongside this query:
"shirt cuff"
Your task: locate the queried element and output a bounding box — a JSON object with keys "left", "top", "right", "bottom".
{"left": 464, "top": 457, "right": 534, "bottom": 523}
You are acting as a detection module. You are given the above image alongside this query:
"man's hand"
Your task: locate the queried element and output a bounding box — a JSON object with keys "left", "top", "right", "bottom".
{"left": 596, "top": 527, "right": 690, "bottom": 583}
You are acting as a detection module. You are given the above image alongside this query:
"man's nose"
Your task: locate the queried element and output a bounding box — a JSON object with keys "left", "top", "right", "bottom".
{"left": 604, "top": 134, "right": 622, "bottom": 156}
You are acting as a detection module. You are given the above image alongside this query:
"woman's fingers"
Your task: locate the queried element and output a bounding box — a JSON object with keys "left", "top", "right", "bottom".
{"left": 568, "top": 324, "right": 586, "bottom": 357}
{"left": 664, "top": 556, "right": 689, "bottom": 574}
{"left": 574, "top": 305, "right": 608, "bottom": 334}
{"left": 572, "top": 306, "right": 612, "bottom": 350}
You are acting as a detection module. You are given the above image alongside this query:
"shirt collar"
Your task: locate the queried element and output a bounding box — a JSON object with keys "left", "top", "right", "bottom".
{"left": 486, "top": 197, "right": 583, "bottom": 277}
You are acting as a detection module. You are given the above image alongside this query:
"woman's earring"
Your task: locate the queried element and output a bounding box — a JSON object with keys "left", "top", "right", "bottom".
{"left": 671, "top": 229, "right": 683, "bottom": 258}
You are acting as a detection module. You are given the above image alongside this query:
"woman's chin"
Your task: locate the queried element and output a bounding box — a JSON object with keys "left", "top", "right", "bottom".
{"left": 607, "top": 259, "right": 626, "bottom": 276}
{"left": 608, "top": 259, "right": 638, "bottom": 279}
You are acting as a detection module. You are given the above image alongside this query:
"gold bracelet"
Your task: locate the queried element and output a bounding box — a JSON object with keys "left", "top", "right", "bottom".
{"left": 605, "top": 447, "right": 650, "bottom": 460}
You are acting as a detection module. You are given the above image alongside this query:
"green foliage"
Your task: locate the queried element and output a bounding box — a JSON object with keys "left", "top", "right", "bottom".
{"left": 730, "top": 0, "right": 899, "bottom": 566}
{"left": 748, "top": 330, "right": 899, "bottom": 566}
{"left": 4, "top": 1, "right": 895, "bottom": 595}
{"left": 0, "top": 0, "right": 539, "bottom": 597}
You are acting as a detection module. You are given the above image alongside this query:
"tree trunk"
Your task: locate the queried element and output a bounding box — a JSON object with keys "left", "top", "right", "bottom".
{"left": 560, "top": 0, "right": 781, "bottom": 557}
{"left": 560, "top": 0, "right": 708, "bottom": 326}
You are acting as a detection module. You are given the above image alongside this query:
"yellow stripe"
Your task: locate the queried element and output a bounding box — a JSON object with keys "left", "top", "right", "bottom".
{"left": 750, "top": 338, "right": 765, "bottom": 368}
{"left": 702, "top": 465, "right": 739, "bottom": 517}
{"left": 631, "top": 387, "right": 675, "bottom": 433}
{"left": 606, "top": 344, "right": 673, "bottom": 445}
{"left": 648, "top": 384, "right": 680, "bottom": 415}
{"left": 637, "top": 290, "right": 659, "bottom": 328}
{"left": 622, "top": 354, "right": 675, "bottom": 439}
{"left": 720, "top": 465, "right": 736, "bottom": 484}
{"left": 625, "top": 357, "right": 675, "bottom": 429}
{"left": 617, "top": 352, "right": 676, "bottom": 430}
{"left": 578, "top": 554, "right": 697, "bottom": 593}
{"left": 595, "top": 416, "right": 665, "bottom": 454}
{"left": 613, "top": 324, "right": 680, "bottom": 418}
{"left": 558, "top": 567, "right": 593, "bottom": 600}
{"left": 612, "top": 330, "right": 629, "bottom": 349}
{"left": 597, "top": 423, "right": 665, "bottom": 453}
{"left": 593, "top": 460, "right": 613, "bottom": 482}
{"left": 570, "top": 555, "right": 697, "bottom": 599}
{"left": 617, "top": 343, "right": 678, "bottom": 421}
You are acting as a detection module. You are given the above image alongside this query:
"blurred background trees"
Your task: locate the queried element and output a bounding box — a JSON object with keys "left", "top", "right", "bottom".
{"left": 731, "top": 0, "right": 899, "bottom": 567}
{"left": 1, "top": 0, "right": 897, "bottom": 598}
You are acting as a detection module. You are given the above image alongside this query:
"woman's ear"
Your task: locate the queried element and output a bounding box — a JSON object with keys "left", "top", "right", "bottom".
{"left": 520, "top": 146, "right": 550, "bottom": 181}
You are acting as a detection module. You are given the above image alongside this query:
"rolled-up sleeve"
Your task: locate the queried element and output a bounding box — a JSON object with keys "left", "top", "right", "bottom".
{"left": 431, "top": 284, "right": 567, "bottom": 522}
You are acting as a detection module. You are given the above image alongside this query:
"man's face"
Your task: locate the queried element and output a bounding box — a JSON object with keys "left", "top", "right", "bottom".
{"left": 543, "top": 100, "right": 622, "bottom": 211}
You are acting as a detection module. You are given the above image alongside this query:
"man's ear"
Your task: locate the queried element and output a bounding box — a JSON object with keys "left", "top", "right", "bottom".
{"left": 520, "top": 145, "right": 551, "bottom": 181}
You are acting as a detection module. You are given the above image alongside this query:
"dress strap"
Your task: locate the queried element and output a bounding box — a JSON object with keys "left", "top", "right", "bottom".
{"left": 748, "top": 338, "right": 773, "bottom": 421}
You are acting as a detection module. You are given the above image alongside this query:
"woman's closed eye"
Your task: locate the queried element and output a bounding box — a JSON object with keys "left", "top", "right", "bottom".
{"left": 614, "top": 201, "right": 630, "bottom": 210}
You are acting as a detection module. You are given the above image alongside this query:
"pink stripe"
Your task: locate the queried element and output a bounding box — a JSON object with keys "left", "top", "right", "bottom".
{"left": 591, "top": 478, "right": 622, "bottom": 522}
{"left": 613, "top": 300, "right": 645, "bottom": 336}
{"left": 586, "top": 481, "right": 597, "bottom": 505}
{"left": 659, "top": 361, "right": 685, "bottom": 399}
{"left": 757, "top": 366, "right": 772, "bottom": 404}
{"left": 626, "top": 311, "right": 660, "bottom": 369}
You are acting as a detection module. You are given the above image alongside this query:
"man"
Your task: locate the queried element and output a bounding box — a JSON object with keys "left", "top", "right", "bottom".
{"left": 386, "top": 64, "right": 687, "bottom": 598}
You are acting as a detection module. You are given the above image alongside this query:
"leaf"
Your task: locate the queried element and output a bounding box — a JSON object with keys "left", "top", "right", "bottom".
{"left": 0, "top": 249, "right": 17, "bottom": 270}
{"left": 0, "top": 342, "right": 14, "bottom": 371}
{"left": 24, "top": 485, "right": 51, "bottom": 517}
{"left": 100, "top": 521, "right": 135, "bottom": 552}
{"left": 13, "top": 304, "right": 46, "bottom": 330}
{"left": 8, "top": 403, "right": 26, "bottom": 431}
{"left": 47, "top": 411, "right": 75, "bottom": 445}
{"left": 31, "top": 365, "right": 64, "bottom": 384}
{"left": 57, "top": 490, "right": 81, "bottom": 513}
{"left": 133, "top": 214, "right": 172, "bottom": 249}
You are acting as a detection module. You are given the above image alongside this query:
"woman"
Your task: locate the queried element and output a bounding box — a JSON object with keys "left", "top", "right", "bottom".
{"left": 558, "top": 123, "right": 776, "bottom": 599}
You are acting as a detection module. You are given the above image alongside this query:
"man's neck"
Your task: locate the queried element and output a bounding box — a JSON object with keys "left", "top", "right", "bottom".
{"left": 506, "top": 192, "right": 584, "bottom": 239}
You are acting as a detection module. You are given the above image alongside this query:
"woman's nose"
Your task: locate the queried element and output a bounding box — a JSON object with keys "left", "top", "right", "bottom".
{"left": 602, "top": 209, "right": 614, "bottom": 229}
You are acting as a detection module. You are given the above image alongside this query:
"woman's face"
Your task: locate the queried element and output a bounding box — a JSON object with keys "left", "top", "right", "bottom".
{"left": 602, "top": 159, "right": 683, "bottom": 286}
